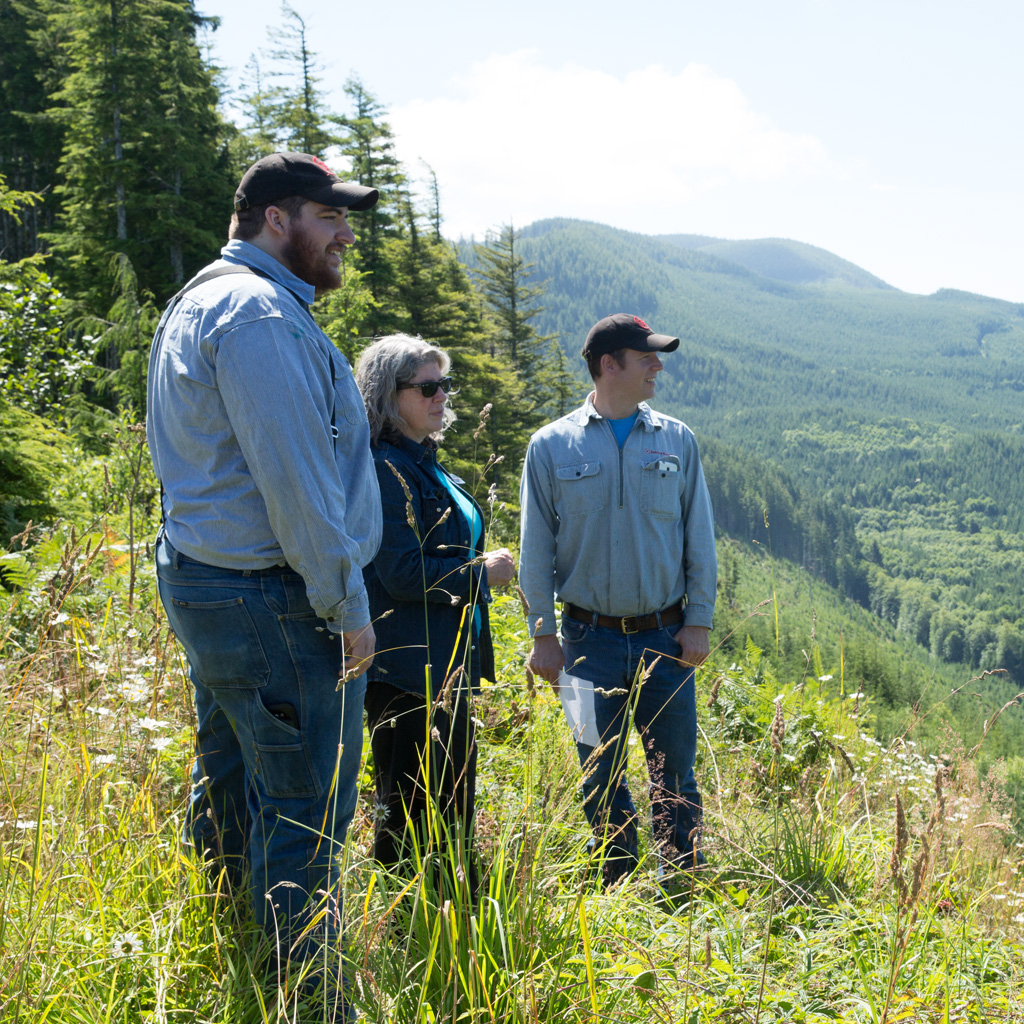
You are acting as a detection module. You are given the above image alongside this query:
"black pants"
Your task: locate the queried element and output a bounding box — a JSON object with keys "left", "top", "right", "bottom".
{"left": 364, "top": 682, "right": 478, "bottom": 897}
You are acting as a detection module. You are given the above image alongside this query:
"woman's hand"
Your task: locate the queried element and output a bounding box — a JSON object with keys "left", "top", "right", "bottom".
{"left": 482, "top": 547, "right": 515, "bottom": 587}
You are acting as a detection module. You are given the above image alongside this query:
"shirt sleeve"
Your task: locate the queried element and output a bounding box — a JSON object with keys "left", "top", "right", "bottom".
{"left": 518, "top": 436, "right": 559, "bottom": 637}
{"left": 214, "top": 314, "right": 371, "bottom": 633}
{"left": 680, "top": 434, "right": 717, "bottom": 629}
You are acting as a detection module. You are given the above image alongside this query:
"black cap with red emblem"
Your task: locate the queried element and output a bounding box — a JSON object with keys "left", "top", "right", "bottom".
{"left": 581, "top": 313, "right": 680, "bottom": 361}
{"left": 234, "top": 152, "right": 379, "bottom": 212}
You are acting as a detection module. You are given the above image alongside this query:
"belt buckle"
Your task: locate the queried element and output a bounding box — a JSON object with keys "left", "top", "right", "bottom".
{"left": 621, "top": 615, "right": 640, "bottom": 634}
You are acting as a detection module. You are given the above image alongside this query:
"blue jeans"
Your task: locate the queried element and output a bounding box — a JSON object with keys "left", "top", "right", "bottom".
{"left": 156, "top": 535, "right": 365, "bottom": 978}
{"left": 560, "top": 613, "right": 704, "bottom": 881}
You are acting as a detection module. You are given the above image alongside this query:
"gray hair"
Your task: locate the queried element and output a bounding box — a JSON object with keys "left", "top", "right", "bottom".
{"left": 355, "top": 334, "right": 456, "bottom": 445}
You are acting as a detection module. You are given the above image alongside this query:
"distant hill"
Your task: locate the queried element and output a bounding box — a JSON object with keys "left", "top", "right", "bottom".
{"left": 657, "top": 234, "right": 895, "bottom": 290}
{"left": 459, "top": 218, "right": 1024, "bottom": 443}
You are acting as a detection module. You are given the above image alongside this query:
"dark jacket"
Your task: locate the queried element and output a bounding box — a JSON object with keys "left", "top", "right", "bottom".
{"left": 365, "top": 434, "right": 495, "bottom": 695}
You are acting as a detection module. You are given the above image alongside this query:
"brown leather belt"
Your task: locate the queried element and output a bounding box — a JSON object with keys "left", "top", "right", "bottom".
{"left": 563, "top": 602, "right": 683, "bottom": 635}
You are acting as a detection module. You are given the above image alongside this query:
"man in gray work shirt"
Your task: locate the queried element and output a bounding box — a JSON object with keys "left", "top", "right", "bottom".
{"left": 147, "top": 152, "right": 381, "bottom": 1006}
{"left": 519, "top": 313, "right": 717, "bottom": 885}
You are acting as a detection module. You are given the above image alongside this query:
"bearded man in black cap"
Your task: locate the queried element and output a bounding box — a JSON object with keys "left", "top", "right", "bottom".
{"left": 519, "top": 314, "right": 717, "bottom": 886}
{"left": 147, "top": 152, "right": 382, "bottom": 1007}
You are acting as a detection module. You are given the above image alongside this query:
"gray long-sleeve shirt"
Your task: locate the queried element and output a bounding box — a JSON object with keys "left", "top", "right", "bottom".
{"left": 146, "top": 240, "right": 381, "bottom": 632}
{"left": 518, "top": 395, "right": 717, "bottom": 637}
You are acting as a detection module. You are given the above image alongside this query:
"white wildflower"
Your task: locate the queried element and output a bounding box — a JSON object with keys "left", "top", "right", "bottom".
{"left": 135, "top": 717, "right": 169, "bottom": 732}
{"left": 110, "top": 931, "right": 144, "bottom": 957}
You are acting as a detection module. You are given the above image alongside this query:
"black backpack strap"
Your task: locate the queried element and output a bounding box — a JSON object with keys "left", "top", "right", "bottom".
{"left": 152, "top": 262, "right": 338, "bottom": 455}
{"left": 168, "top": 263, "right": 265, "bottom": 305}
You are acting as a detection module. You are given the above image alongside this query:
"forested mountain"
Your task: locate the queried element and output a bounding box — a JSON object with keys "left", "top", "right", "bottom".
{"left": 462, "top": 218, "right": 1024, "bottom": 703}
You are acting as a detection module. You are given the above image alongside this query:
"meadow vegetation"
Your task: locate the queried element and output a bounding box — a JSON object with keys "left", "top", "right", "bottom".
{"left": 2, "top": 448, "right": 1022, "bottom": 1024}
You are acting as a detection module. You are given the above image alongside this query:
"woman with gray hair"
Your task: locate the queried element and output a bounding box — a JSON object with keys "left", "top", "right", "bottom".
{"left": 354, "top": 335, "right": 514, "bottom": 900}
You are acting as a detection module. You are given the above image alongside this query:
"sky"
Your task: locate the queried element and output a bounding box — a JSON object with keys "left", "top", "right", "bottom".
{"left": 197, "top": 0, "right": 1023, "bottom": 303}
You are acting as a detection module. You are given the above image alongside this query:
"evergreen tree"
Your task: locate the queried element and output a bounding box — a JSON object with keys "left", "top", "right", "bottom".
{"left": 421, "top": 161, "right": 442, "bottom": 243}
{"left": 263, "top": 4, "right": 342, "bottom": 157}
{"left": 42, "top": 0, "right": 233, "bottom": 309}
{"left": 231, "top": 54, "right": 284, "bottom": 168}
{"left": 84, "top": 252, "right": 158, "bottom": 416}
{"left": 471, "top": 223, "right": 576, "bottom": 479}
{"left": 337, "top": 77, "right": 405, "bottom": 309}
{"left": 149, "top": 2, "right": 235, "bottom": 285}
{"left": 0, "top": 0, "right": 64, "bottom": 260}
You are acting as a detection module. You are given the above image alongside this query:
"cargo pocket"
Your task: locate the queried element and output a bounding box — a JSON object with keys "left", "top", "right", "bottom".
{"left": 251, "top": 702, "right": 319, "bottom": 800}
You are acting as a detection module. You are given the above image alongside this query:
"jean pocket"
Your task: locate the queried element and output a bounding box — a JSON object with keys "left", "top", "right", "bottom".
{"left": 560, "top": 616, "right": 590, "bottom": 644}
{"left": 658, "top": 626, "right": 684, "bottom": 651}
{"left": 166, "top": 595, "right": 271, "bottom": 688}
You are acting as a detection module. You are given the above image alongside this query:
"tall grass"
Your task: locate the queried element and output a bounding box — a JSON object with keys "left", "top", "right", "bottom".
{"left": 2, "top": 453, "right": 1023, "bottom": 1021}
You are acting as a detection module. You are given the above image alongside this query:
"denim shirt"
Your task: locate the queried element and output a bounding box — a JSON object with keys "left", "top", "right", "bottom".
{"left": 365, "top": 435, "right": 495, "bottom": 693}
{"left": 518, "top": 395, "right": 717, "bottom": 637}
{"left": 146, "top": 240, "right": 382, "bottom": 632}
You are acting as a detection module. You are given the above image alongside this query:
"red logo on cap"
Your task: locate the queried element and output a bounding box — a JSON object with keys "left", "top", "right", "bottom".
{"left": 634, "top": 316, "right": 650, "bottom": 330}
{"left": 311, "top": 156, "right": 333, "bottom": 176}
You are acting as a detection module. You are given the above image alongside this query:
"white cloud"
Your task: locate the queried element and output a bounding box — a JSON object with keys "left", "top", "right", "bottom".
{"left": 391, "top": 51, "right": 832, "bottom": 240}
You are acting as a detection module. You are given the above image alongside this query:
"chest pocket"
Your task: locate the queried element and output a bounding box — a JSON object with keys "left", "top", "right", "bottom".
{"left": 555, "top": 461, "right": 605, "bottom": 517}
{"left": 640, "top": 455, "right": 682, "bottom": 519}
{"left": 422, "top": 487, "right": 450, "bottom": 532}
{"left": 331, "top": 350, "right": 364, "bottom": 425}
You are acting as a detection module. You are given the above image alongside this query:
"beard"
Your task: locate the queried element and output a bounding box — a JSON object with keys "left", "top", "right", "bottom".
{"left": 281, "top": 222, "right": 342, "bottom": 294}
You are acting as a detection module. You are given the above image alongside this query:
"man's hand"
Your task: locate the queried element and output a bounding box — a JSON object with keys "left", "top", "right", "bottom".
{"left": 341, "top": 621, "right": 376, "bottom": 682}
{"left": 528, "top": 633, "right": 564, "bottom": 689}
{"left": 483, "top": 547, "right": 515, "bottom": 587}
{"left": 674, "top": 624, "right": 710, "bottom": 668}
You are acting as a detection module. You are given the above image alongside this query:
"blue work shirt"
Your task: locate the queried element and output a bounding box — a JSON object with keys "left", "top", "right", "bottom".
{"left": 146, "top": 240, "right": 382, "bottom": 633}
{"left": 518, "top": 394, "right": 717, "bottom": 637}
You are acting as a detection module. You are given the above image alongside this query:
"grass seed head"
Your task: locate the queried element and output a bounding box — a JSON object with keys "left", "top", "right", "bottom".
{"left": 473, "top": 403, "right": 493, "bottom": 440}
{"left": 771, "top": 697, "right": 785, "bottom": 756}
{"left": 706, "top": 675, "right": 722, "bottom": 708}
{"left": 907, "top": 834, "right": 931, "bottom": 908}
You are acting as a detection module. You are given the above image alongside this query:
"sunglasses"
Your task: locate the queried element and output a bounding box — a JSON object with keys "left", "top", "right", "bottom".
{"left": 397, "top": 376, "right": 453, "bottom": 398}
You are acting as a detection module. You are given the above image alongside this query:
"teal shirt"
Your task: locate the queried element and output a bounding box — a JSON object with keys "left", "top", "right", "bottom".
{"left": 434, "top": 465, "right": 483, "bottom": 632}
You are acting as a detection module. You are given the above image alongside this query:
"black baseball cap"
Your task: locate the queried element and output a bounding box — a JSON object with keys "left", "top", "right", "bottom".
{"left": 581, "top": 314, "right": 680, "bottom": 361}
{"left": 234, "top": 152, "right": 379, "bottom": 213}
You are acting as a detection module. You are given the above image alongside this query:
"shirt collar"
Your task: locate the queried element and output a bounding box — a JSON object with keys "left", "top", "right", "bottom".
{"left": 221, "top": 239, "right": 317, "bottom": 307}
{"left": 576, "top": 393, "right": 661, "bottom": 431}
{"left": 380, "top": 433, "right": 438, "bottom": 466}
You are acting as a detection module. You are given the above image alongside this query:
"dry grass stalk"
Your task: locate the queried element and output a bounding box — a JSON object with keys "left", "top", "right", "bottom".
{"left": 890, "top": 792, "right": 909, "bottom": 902}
